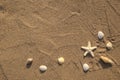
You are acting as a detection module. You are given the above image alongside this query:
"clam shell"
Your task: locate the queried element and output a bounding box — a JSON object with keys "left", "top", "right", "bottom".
{"left": 98, "top": 31, "right": 104, "bottom": 40}
{"left": 58, "top": 57, "right": 64, "bottom": 65}
{"left": 106, "top": 41, "right": 113, "bottom": 49}
{"left": 39, "top": 65, "right": 47, "bottom": 72}
{"left": 100, "top": 56, "right": 114, "bottom": 64}
{"left": 83, "top": 63, "right": 90, "bottom": 72}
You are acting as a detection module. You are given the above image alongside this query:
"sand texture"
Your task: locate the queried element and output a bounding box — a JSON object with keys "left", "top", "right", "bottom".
{"left": 0, "top": 0, "right": 120, "bottom": 80}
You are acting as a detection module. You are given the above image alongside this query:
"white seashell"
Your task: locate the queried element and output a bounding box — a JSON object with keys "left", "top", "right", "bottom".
{"left": 39, "top": 65, "right": 47, "bottom": 72}
{"left": 106, "top": 41, "right": 113, "bottom": 49}
{"left": 98, "top": 31, "right": 104, "bottom": 40}
{"left": 58, "top": 57, "right": 64, "bottom": 65}
{"left": 83, "top": 63, "right": 90, "bottom": 72}
{"left": 100, "top": 56, "right": 114, "bottom": 64}
{"left": 26, "top": 58, "right": 33, "bottom": 65}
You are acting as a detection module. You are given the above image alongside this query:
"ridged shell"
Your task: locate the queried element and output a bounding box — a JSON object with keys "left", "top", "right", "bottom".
{"left": 83, "top": 63, "right": 90, "bottom": 72}
{"left": 58, "top": 57, "right": 64, "bottom": 65}
{"left": 98, "top": 31, "right": 104, "bottom": 40}
{"left": 100, "top": 56, "right": 114, "bottom": 64}
{"left": 106, "top": 41, "right": 113, "bottom": 49}
{"left": 39, "top": 65, "right": 47, "bottom": 72}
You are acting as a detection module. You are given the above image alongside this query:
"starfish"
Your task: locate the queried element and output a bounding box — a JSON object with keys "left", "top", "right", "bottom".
{"left": 81, "top": 41, "right": 97, "bottom": 57}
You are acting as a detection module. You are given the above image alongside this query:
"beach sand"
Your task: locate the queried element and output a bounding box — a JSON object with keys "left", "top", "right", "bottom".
{"left": 0, "top": 0, "right": 120, "bottom": 80}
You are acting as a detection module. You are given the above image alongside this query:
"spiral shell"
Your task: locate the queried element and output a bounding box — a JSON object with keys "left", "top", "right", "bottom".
{"left": 100, "top": 56, "right": 114, "bottom": 64}
{"left": 98, "top": 31, "right": 104, "bottom": 40}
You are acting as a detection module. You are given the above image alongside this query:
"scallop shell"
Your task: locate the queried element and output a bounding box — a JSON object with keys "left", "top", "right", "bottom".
{"left": 83, "top": 63, "right": 90, "bottom": 72}
{"left": 100, "top": 56, "right": 114, "bottom": 64}
{"left": 58, "top": 57, "right": 64, "bottom": 65}
{"left": 98, "top": 31, "right": 104, "bottom": 40}
{"left": 39, "top": 65, "right": 47, "bottom": 72}
{"left": 26, "top": 58, "right": 33, "bottom": 65}
{"left": 106, "top": 41, "right": 113, "bottom": 49}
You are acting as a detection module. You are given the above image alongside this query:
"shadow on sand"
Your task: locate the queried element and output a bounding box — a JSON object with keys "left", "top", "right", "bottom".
{"left": 98, "top": 60, "right": 112, "bottom": 69}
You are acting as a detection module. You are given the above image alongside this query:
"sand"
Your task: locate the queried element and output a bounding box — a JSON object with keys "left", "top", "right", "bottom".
{"left": 0, "top": 0, "right": 120, "bottom": 80}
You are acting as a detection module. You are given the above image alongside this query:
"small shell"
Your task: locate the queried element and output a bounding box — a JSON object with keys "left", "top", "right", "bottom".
{"left": 106, "top": 41, "right": 113, "bottom": 49}
{"left": 83, "top": 63, "right": 90, "bottom": 72}
{"left": 39, "top": 65, "right": 47, "bottom": 72}
{"left": 100, "top": 56, "right": 114, "bottom": 64}
{"left": 98, "top": 31, "right": 104, "bottom": 40}
{"left": 58, "top": 57, "right": 65, "bottom": 65}
{"left": 26, "top": 58, "right": 33, "bottom": 65}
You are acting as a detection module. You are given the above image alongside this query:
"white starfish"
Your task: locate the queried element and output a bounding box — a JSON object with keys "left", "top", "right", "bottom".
{"left": 81, "top": 41, "right": 97, "bottom": 57}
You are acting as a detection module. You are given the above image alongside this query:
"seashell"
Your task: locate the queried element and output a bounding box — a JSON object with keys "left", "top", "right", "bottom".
{"left": 106, "top": 41, "right": 113, "bottom": 49}
{"left": 98, "top": 31, "right": 104, "bottom": 40}
{"left": 83, "top": 63, "right": 90, "bottom": 72}
{"left": 100, "top": 56, "right": 114, "bottom": 64}
{"left": 58, "top": 57, "right": 64, "bottom": 65}
{"left": 26, "top": 58, "right": 33, "bottom": 65}
{"left": 39, "top": 65, "right": 47, "bottom": 72}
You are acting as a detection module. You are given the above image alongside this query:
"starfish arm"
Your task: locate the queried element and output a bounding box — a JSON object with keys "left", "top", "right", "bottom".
{"left": 90, "top": 46, "right": 97, "bottom": 50}
{"left": 81, "top": 46, "right": 89, "bottom": 50}
{"left": 90, "top": 51, "right": 94, "bottom": 57}
{"left": 83, "top": 51, "right": 88, "bottom": 57}
{"left": 88, "top": 41, "right": 91, "bottom": 47}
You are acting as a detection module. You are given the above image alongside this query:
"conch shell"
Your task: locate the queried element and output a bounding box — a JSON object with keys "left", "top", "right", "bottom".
{"left": 100, "top": 56, "right": 114, "bottom": 64}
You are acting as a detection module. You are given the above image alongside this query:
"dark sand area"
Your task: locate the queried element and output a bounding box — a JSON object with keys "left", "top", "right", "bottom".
{"left": 0, "top": 0, "right": 120, "bottom": 80}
